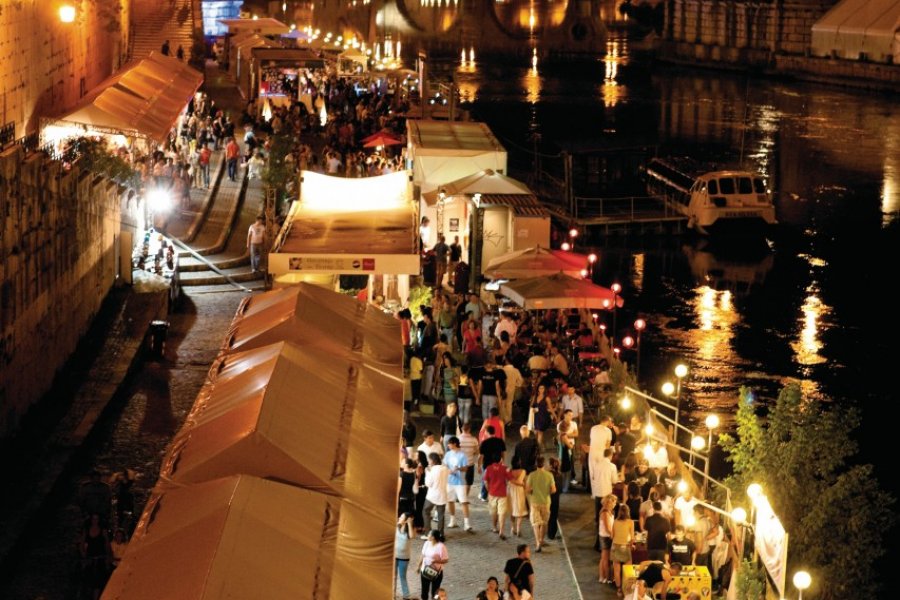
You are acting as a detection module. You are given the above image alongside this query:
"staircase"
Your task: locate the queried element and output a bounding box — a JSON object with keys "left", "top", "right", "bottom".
{"left": 130, "top": 0, "right": 197, "bottom": 61}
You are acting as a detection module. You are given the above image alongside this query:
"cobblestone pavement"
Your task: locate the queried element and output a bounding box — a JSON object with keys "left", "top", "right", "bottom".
{"left": 0, "top": 289, "right": 244, "bottom": 599}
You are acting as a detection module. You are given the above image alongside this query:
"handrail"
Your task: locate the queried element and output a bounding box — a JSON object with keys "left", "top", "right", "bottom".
{"left": 649, "top": 406, "right": 700, "bottom": 442}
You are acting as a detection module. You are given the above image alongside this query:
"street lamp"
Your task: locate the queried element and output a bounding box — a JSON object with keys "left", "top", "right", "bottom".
{"left": 747, "top": 483, "right": 763, "bottom": 503}
{"left": 673, "top": 363, "right": 688, "bottom": 428}
{"left": 588, "top": 252, "right": 598, "bottom": 277}
{"left": 661, "top": 381, "right": 675, "bottom": 397}
{"left": 731, "top": 507, "right": 747, "bottom": 524}
{"left": 704, "top": 413, "right": 719, "bottom": 494}
{"left": 561, "top": 242, "right": 571, "bottom": 251}
{"left": 620, "top": 395, "right": 632, "bottom": 410}
{"left": 610, "top": 282, "right": 622, "bottom": 342}
{"left": 580, "top": 268, "right": 589, "bottom": 278}
{"left": 690, "top": 434, "right": 705, "bottom": 467}
{"left": 633, "top": 318, "right": 646, "bottom": 378}
{"left": 793, "top": 571, "right": 811, "bottom": 600}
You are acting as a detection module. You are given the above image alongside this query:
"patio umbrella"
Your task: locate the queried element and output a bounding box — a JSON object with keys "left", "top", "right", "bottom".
{"left": 362, "top": 132, "right": 403, "bottom": 148}
{"left": 484, "top": 246, "right": 591, "bottom": 279}
{"left": 500, "top": 272, "right": 624, "bottom": 310}
{"left": 421, "top": 169, "right": 532, "bottom": 204}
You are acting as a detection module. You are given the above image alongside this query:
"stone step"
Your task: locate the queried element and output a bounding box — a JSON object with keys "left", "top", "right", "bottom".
{"left": 179, "top": 267, "right": 266, "bottom": 286}
{"left": 184, "top": 281, "right": 268, "bottom": 295}
{"left": 178, "top": 253, "right": 249, "bottom": 272}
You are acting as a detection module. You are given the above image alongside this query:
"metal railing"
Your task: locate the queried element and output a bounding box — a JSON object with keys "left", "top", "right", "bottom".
{"left": 574, "top": 194, "right": 672, "bottom": 220}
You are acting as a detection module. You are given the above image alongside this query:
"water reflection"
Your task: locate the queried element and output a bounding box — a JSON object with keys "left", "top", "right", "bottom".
{"left": 523, "top": 48, "right": 542, "bottom": 104}
{"left": 492, "top": 0, "right": 567, "bottom": 36}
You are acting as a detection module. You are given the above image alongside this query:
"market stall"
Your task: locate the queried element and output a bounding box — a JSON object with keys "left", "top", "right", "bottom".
{"left": 269, "top": 171, "right": 420, "bottom": 306}
{"left": 338, "top": 48, "right": 369, "bottom": 76}
{"left": 251, "top": 47, "right": 326, "bottom": 105}
{"left": 101, "top": 475, "right": 394, "bottom": 600}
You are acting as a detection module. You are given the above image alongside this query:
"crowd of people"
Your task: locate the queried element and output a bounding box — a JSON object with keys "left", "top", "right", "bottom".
{"left": 395, "top": 286, "right": 735, "bottom": 599}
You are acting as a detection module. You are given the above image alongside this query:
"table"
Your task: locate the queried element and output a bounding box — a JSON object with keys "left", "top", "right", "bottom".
{"left": 623, "top": 564, "right": 712, "bottom": 599}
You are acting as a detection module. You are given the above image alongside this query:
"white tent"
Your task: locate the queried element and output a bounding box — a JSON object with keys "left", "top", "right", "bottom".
{"left": 811, "top": 0, "right": 900, "bottom": 62}
{"left": 407, "top": 120, "right": 508, "bottom": 196}
{"left": 421, "top": 169, "right": 532, "bottom": 204}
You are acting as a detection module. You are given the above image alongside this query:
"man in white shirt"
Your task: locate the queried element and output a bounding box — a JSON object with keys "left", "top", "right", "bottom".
{"left": 646, "top": 439, "right": 669, "bottom": 471}
{"left": 527, "top": 352, "right": 549, "bottom": 373}
{"left": 494, "top": 312, "right": 518, "bottom": 344}
{"left": 457, "top": 423, "right": 480, "bottom": 496}
{"left": 559, "top": 383, "right": 584, "bottom": 428}
{"left": 246, "top": 216, "right": 266, "bottom": 273}
{"left": 417, "top": 430, "right": 444, "bottom": 458}
{"left": 500, "top": 361, "right": 524, "bottom": 423}
{"left": 588, "top": 448, "right": 618, "bottom": 549}
{"left": 422, "top": 453, "right": 450, "bottom": 536}
{"left": 674, "top": 489, "right": 699, "bottom": 530}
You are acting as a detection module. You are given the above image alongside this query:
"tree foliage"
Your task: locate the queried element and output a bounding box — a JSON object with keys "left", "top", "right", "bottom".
{"left": 719, "top": 385, "right": 895, "bottom": 599}
{"left": 736, "top": 559, "right": 766, "bottom": 600}
{"left": 73, "top": 137, "right": 141, "bottom": 190}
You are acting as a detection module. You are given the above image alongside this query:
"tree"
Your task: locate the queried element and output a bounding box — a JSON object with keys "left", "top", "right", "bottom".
{"left": 719, "top": 385, "right": 895, "bottom": 599}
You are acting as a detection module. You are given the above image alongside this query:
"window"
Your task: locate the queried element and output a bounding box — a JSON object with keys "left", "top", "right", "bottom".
{"left": 738, "top": 177, "right": 753, "bottom": 194}
{"left": 754, "top": 178, "right": 766, "bottom": 193}
{"left": 718, "top": 178, "right": 735, "bottom": 194}
{"left": 707, "top": 179, "right": 718, "bottom": 195}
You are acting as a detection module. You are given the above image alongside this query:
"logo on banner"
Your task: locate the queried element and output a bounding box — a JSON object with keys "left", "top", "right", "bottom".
{"left": 363, "top": 258, "right": 375, "bottom": 270}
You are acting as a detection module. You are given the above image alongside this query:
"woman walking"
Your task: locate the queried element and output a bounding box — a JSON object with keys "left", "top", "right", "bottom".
{"left": 598, "top": 494, "right": 616, "bottom": 585}
{"left": 531, "top": 384, "right": 553, "bottom": 447}
{"left": 417, "top": 529, "right": 449, "bottom": 600}
{"left": 395, "top": 513, "right": 415, "bottom": 600}
{"left": 507, "top": 456, "right": 528, "bottom": 537}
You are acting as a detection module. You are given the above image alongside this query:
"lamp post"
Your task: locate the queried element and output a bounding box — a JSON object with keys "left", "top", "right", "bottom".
{"left": 674, "top": 363, "right": 688, "bottom": 428}
{"left": 793, "top": 571, "right": 811, "bottom": 600}
{"left": 610, "top": 282, "right": 622, "bottom": 341}
{"left": 588, "top": 253, "right": 597, "bottom": 277}
{"left": 561, "top": 242, "right": 571, "bottom": 251}
{"left": 633, "top": 318, "right": 645, "bottom": 378}
{"left": 569, "top": 227, "right": 578, "bottom": 251}
{"left": 704, "top": 414, "right": 719, "bottom": 494}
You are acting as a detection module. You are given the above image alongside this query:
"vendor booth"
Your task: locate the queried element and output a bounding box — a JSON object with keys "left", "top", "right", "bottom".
{"left": 811, "top": 0, "right": 900, "bottom": 62}
{"left": 252, "top": 47, "right": 326, "bottom": 104}
{"left": 160, "top": 341, "right": 402, "bottom": 511}
{"left": 407, "top": 121, "right": 508, "bottom": 242}
{"left": 222, "top": 284, "right": 403, "bottom": 366}
{"left": 269, "top": 171, "right": 420, "bottom": 307}
{"left": 101, "top": 475, "right": 394, "bottom": 600}
{"left": 229, "top": 33, "right": 279, "bottom": 96}
{"left": 43, "top": 52, "right": 203, "bottom": 148}
{"left": 338, "top": 48, "right": 369, "bottom": 76}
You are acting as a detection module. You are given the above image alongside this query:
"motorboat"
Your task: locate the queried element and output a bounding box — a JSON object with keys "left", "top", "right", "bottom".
{"left": 645, "top": 157, "right": 777, "bottom": 236}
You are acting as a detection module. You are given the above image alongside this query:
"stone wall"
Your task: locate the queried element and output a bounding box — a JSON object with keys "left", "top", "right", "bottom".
{"left": 0, "top": 0, "right": 130, "bottom": 136}
{"left": 0, "top": 145, "right": 124, "bottom": 437}
{"left": 664, "top": 0, "right": 835, "bottom": 60}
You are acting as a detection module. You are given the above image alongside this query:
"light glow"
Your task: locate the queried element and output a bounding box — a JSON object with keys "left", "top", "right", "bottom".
{"left": 620, "top": 396, "right": 632, "bottom": 410}
{"left": 59, "top": 4, "right": 76, "bottom": 23}
{"left": 634, "top": 318, "right": 646, "bottom": 331}
{"left": 731, "top": 507, "right": 747, "bottom": 523}
{"left": 661, "top": 382, "right": 675, "bottom": 396}
{"left": 676, "top": 480, "right": 688, "bottom": 494}
{"left": 691, "top": 435, "right": 706, "bottom": 450}
{"left": 675, "top": 364, "right": 688, "bottom": 378}
{"left": 793, "top": 571, "right": 811, "bottom": 590}
{"left": 705, "top": 414, "right": 720, "bottom": 429}
{"left": 147, "top": 189, "right": 172, "bottom": 213}
{"left": 747, "top": 483, "right": 763, "bottom": 501}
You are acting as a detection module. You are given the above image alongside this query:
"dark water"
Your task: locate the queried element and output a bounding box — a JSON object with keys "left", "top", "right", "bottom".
{"left": 460, "top": 39, "right": 900, "bottom": 501}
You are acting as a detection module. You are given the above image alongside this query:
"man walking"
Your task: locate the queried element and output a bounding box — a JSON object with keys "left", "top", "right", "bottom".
{"left": 556, "top": 409, "right": 579, "bottom": 493}
{"left": 225, "top": 136, "right": 240, "bottom": 181}
{"left": 422, "top": 453, "right": 450, "bottom": 536}
{"left": 504, "top": 544, "right": 535, "bottom": 600}
{"left": 433, "top": 234, "right": 449, "bottom": 288}
{"left": 587, "top": 448, "right": 618, "bottom": 550}
{"left": 247, "top": 216, "right": 266, "bottom": 273}
{"left": 444, "top": 437, "right": 473, "bottom": 531}
{"left": 525, "top": 456, "right": 556, "bottom": 552}
{"left": 513, "top": 425, "right": 540, "bottom": 474}
{"left": 448, "top": 235, "right": 462, "bottom": 286}
{"left": 198, "top": 144, "right": 211, "bottom": 188}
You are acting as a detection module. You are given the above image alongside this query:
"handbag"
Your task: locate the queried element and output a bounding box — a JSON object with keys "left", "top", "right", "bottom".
{"left": 421, "top": 564, "right": 441, "bottom": 581}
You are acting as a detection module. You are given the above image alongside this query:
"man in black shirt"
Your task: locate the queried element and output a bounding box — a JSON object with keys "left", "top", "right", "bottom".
{"left": 643, "top": 501, "right": 672, "bottom": 561}
{"left": 449, "top": 235, "right": 463, "bottom": 286}
{"left": 513, "top": 425, "right": 540, "bottom": 474}
{"left": 479, "top": 359, "right": 506, "bottom": 422}
{"left": 666, "top": 525, "right": 696, "bottom": 566}
{"left": 478, "top": 426, "right": 506, "bottom": 501}
{"left": 504, "top": 544, "right": 535, "bottom": 600}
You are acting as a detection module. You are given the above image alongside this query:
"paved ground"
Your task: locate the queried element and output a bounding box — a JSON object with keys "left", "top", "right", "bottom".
{"left": 403, "top": 413, "right": 619, "bottom": 600}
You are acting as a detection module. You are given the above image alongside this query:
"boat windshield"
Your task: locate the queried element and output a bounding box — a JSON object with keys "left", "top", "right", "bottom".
{"left": 753, "top": 178, "right": 766, "bottom": 193}
{"left": 708, "top": 179, "right": 719, "bottom": 194}
{"left": 738, "top": 177, "right": 753, "bottom": 194}
{"left": 719, "top": 177, "right": 736, "bottom": 194}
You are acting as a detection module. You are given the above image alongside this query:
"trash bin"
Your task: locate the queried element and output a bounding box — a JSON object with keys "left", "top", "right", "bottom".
{"left": 149, "top": 320, "right": 170, "bottom": 359}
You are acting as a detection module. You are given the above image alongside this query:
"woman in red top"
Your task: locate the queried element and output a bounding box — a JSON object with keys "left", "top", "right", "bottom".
{"left": 479, "top": 406, "right": 505, "bottom": 442}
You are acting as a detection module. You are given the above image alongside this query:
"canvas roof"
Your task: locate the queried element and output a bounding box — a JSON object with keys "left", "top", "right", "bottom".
{"left": 811, "top": 0, "right": 900, "bottom": 60}
{"left": 101, "top": 475, "right": 394, "bottom": 600}
{"left": 484, "top": 246, "right": 590, "bottom": 279}
{"left": 407, "top": 120, "right": 505, "bottom": 154}
{"left": 251, "top": 47, "right": 326, "bottom": 67}
{"left": 500, "top": 272, "right": 625, "bottom": 310}
{"left": 223, "top": 284, "right": 403, "bottom": 366}
{"left": 52, "top": 52, "right": 202, "bottom": 142}
{"left": 421, "top": 168, "right": 532, "bottom": 204}
{"left": 160, "top": 341, "right": 402, "bottom": 513}
{"left": 218, "top": 17, "right": 291, "bottom": 34}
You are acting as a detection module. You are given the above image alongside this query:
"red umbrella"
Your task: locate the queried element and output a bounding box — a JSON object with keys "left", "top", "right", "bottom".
{"left": 363, "top": 132, "right": 403, "bottom": 148}
{"left": 361, "top": 129, "right": 399, "bottom": 143}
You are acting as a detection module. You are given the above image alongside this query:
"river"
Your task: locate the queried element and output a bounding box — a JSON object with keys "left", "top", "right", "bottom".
{"left": 454, "top": 37, "right": 900, "bottom": 499}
